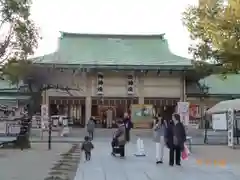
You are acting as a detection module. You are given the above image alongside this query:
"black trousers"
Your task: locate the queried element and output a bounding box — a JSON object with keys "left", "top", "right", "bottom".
{"left": 85, "top": 151, "right": 91, "bottom": 161}
{"left": 119, "top": 145, "right": 125, "bottom": 157}
{"left": 111, "top": 139, "right": 125, "bottom": 157}
{"left": 125, "top": 129, "right": 130, "bottom": 142}
{"left": 169, "top": 146, "right": 181, "bottom": 165}
{"left": 88, "top": 131, "right": 94, "bottom": 140}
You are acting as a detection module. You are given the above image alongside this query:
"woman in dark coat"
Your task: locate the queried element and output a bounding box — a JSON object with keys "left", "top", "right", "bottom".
{"left": 111, "top": 120, "right": 126, "bottom": 157}
{"left": 164, "top": 114, "right": 186, "bottom": 166}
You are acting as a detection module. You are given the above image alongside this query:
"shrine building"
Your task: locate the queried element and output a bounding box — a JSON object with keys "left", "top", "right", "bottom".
{"left": 30, "top": 32, "right": 199, "bottom": 128}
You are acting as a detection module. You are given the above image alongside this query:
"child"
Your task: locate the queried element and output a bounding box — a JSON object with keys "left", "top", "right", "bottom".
{"left": 81, "top": 136, "right": 94, "bottom": 161}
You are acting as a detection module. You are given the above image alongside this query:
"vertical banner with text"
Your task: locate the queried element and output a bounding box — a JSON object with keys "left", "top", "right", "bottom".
{"left": 177, "top": 102, "right": 190, "bottom": 126}
{"left": 41, "top": 104, "right": 49, "bottom": 129}
{"left": 227, "top": 108, "right": 234, "bottom": 148}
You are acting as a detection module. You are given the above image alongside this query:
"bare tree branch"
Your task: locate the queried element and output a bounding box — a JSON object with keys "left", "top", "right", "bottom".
{"left": 40, "top": 84, "right": 83, "bottom": 97}
{"left": 0, "top": 25, "right": 13, "bottom": 58}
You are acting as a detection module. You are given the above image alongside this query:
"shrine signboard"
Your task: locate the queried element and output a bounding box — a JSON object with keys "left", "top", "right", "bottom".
{"left": 131, "top": 104, "right": 153, "bottom": 128}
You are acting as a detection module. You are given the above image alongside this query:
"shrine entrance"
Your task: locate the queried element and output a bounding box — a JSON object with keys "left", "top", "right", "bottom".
{"left": 49, "top": 97, "right": 86, "bottom": 127}
{"left": 91, "top": 97, "right": 138, "bottom": 128}
{"left": 144, "top": 97, "right": 179, "bottom": 120}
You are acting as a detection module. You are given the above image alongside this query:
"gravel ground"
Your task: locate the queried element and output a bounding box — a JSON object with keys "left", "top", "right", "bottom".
{"left": 0, "top": 143, "right": 78, "bottom": 180}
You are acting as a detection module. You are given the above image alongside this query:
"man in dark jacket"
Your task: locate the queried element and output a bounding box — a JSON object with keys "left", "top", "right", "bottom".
{"left": 164, "top": 114, "right": 186, "bottom": 166}
{"left": 87, "top": 117, "right": 95, "bottom": 140}
{"left": 123, "top": 112, "right": 133, "bottom": 142}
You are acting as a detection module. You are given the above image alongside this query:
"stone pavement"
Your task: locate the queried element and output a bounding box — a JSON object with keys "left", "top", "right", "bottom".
{"left": 0, "top": 143, "right": 72, "bottom": 180}
{"left": 191, "top": 145, "right": 240, "bottom": 177}
{"left": 0, "top": 128, "right": 230, "bottom": 145}
{"left": 74, "top": 138, "right": 240, "bottom": 180}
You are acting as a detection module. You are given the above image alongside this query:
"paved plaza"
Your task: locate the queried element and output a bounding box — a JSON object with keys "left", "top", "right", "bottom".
{"left": 0, "top": 143, "right": 73, "bottom": 180}
{"left": 74, "top": 138, "right": 240, "bottom": 180}
{"left": 0, "top": 127, "right": 230, "bottom": 145}
{"left": 0, "top": 130, "right": 239, "bottom": 180}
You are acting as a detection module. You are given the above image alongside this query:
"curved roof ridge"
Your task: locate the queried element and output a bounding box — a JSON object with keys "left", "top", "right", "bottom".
{"left": 60, "top": 31, "right": 166, "bottom": 39}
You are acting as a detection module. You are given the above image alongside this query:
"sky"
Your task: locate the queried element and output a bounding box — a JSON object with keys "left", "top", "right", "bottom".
{"left": 31, "top": 0, "right": 197, "bottom": 58}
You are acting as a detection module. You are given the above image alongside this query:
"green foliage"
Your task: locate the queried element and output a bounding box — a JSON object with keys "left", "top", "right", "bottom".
{"left": 1, "top": 58, "right": 32, "bottom": 86}
{"left": 183, "top": 0, "right": 240, "bottom": 73}
{"left": 0, "top": 0, "right": 39, "bottom": 64}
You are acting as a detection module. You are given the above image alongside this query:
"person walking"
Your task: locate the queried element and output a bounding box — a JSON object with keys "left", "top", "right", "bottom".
{"left": 81, "top": 136, "right": 94, "bottom": 161}
{"left": 153, "top": 117, "right": 166, "bottom": 164}
{"left": 87, "top": 117, "right": 95, "bottom": 140}
{"left": 164, "top": 114, "right": 186, "bottom": 166}
{"left": 123, "top": 112, "right": 133, "bottom": 142}
{"left": 111, "top": 120, "right": 126, "bottom": 158}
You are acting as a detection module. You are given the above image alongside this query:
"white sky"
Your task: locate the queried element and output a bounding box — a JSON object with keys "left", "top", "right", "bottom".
{"left": 31, "top": 0, "right": 197, "bottom": 58}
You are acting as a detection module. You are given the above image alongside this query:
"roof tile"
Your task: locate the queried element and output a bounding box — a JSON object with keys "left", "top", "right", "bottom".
{"left": 36, "top": 32, "right": 192, "bottom": 67}
{"left": 199, "top": 74, "right": 240, "bottom": 95}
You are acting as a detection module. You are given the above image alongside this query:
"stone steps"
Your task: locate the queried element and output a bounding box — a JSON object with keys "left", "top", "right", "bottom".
{"left": 44, "top": 143, "right": 81, "bottom": 180}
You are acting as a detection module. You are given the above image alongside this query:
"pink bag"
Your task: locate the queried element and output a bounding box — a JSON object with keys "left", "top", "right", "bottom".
{"left": 181, "top": 144, "right": 190, "bottom": 160}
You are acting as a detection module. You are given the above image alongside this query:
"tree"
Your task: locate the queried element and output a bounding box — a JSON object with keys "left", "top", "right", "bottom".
{"left": 182, "top": 0, "right": 240, "bottom": 74}
{"left": 0, "top": 60, "right": 82, "bottom": 149}
{"left": 0, "top": 0, "right": 38, "bottom": 149}
{"left": 0, "top": 0, "right": 39, "bottom": 65}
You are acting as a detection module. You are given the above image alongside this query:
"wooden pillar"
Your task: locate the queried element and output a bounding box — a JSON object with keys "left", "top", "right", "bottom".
{"left": 41, "top": 90, "right": 46, "bottom": 104}
{"left": 180, "top": 72, "right": 186, "bottom": 102}
{"left": 136, "top": 74, "right": 144, "bottom": 104}
{"left": 85, "top": 72, "right": 92, "bottom": 126}
{"left": 85, "top": 96, "right": 92, "bottom": 125}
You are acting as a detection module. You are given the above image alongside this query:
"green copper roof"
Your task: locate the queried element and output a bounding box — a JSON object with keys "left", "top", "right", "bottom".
{"left": 0, "top": 96, "right": 30, "bottom": 107}
{"left": 0, "top": 96, "right": 30, "bottom": 100}
{"left": 0, "top": 79, "right": 18, "bottom": 90}
{"left": 199, "top": 74, "right": 240, "bottom": 95}
{"left": 35, "top": 32, "right": 192, "bottom": 69}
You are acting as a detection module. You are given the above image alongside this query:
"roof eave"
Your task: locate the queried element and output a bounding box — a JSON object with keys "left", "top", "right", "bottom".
{"left": 33, "top": 63, "right": 193, "bottom": 71}
{"left": 60, "top": 31, "right": 166, "bottom": 39}
{"left": 187, "top": 93, "right": 240, "bottom": 97}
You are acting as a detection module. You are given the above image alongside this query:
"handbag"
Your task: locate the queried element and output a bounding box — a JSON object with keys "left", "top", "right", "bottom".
{"left": 181, "top": 143, "right": 190, "bottom": 160}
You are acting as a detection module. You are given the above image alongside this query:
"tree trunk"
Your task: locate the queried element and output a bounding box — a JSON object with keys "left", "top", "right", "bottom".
{"left": 15, "top": 82, "right": 35, "bottom": 149}
{"left": 15, "top": 116, "right": 31, "bottom": 149}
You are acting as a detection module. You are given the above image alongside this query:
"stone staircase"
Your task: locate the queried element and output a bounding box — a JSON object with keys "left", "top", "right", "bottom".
{"left": 44, "top": 143, "right": 81, "bottom": 180}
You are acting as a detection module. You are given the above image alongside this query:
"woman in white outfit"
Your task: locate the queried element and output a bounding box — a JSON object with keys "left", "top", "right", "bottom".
{"left": 153, "top": 117, "right": 166, "bottom": 164}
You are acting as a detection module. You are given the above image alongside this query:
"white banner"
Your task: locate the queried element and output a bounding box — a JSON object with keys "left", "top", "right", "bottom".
{"left": 177, "top": 102, "right": 189, "bottom": 114}
{"left": 227, "top": 109, "right": 234, "bottom": 148}
{"left": 181, "top": 113, "right": 189, "bottom": 126}
{"left": 177, "top": 102, "right": 190, "bottom": 125}
{"left": 41, "top": 104, "right": 49, "bottom": 129}
{"left": 212, "top": 113, "right": 227, "bottom": 130}
{"left": 41, "top": 104, "right": 49, "bottom": 117}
